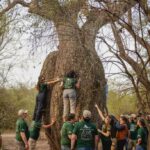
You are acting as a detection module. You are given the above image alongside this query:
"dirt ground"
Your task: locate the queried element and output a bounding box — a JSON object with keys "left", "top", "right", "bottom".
{"left": 1, "top": 133, "right": 50, "bottom": 150}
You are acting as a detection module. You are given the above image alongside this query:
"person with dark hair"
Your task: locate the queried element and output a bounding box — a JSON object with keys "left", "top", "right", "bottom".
{"left": 33, "top": 75, "right": 60, "bottom": 122}
{"left": 136, "top": 119, "right": 148, "bottom": 150}
{"left": 61, "top": 113, "right": 76, "bottom": 150}
{"left": 95, "top": 104, "right": 112, "bottom": 150}
{"left": 116, "top": 116, "right": 129, "bottom": 150}
{"left": 62, "top": 70, "right": 80, "bottom": 119}
{"left": 128, "top": 114, "right": 137, "bottom": 150}
{"left": 28, "top": 75, "right": 60, "bottom": 150}
{"left": 109, "top": 115, "right": 118, "bottom": 150}
{"left": 71, "top": 110, "right": 99, "bottom": 150}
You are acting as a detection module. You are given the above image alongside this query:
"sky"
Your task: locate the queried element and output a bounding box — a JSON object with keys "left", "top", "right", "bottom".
{"left": 1, "top": 1, "right": 149, "bottom": 88}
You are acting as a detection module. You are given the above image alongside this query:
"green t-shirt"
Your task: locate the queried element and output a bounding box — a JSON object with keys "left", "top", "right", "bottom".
{"left": 39, "top": 83, "right": 47, "bottom": 93}
{"left": 137, "top": 127, "right": 148, "bottom": 150}
{"left": 73, "top": 120, "right": 98, "bottom": 148}
{"left": 29, "top": 121, "right": 42, "bottom": 140}
{"left": 63, "top": 77, "right": 77, "bottom": 89}
{"left": 16, "top": 118, "right": 29, "bottom": 142}
{"left": 129, "top": 121, "right": 137, "bottom": 140}
{"left": 61, "top": 122, "right": 74, "bottom": 146}
{"left": 101, "top": 123, "right": 111, "bottom": 142}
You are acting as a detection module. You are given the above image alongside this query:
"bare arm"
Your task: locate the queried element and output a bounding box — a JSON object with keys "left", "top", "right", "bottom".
{"left": 20, "top": 132, "right": 29, "bottom": 149}
{"left": 98, "top": 129, "right": 110, "bottom": 137}
{"left": 71, "top": 134, "right": 77, "bottom": 150}
{"left": 68, "top": 135, "right": 72, "bottom": 139}
{"left": 94, "top": 104, "right": 105, "bottom": 121}
{"left": 75, "top": 78, "right": 81, "bottom": 89}
{"left": 60, "top": 81, "right": 63, "bottom": 87}
{"left": 46, "top": 78, "right": 60, "bottom": 85}
{"left": 42, "top": 123, "right": 54, "bottom": 129}
{"left": 94, "top": 135, "right": 99, "bottom": 150}
{"left": 42, "top": 118, "right": 56, "bottom": 129}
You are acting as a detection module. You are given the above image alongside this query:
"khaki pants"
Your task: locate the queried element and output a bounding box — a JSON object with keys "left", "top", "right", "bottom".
{"left": 111, "top": 138, "right": 117, "bottom": 150}
{"left": 63, "top": 89, "right": 76, "bottom": 117}
{"left": 16, "top": 141, "right": 25, "bottom": 150}
{"left": 29, "top": 138, "right": 36, "bottom": 150}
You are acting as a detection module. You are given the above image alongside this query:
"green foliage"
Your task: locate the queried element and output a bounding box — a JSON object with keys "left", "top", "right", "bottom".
{"left": 107, "top": 90, "right": 137, "bottom": 117}
{"left": 0, "top": 15, "right": 7, "bottom": 36}
{"left": 0, "top": 86, "right": 36, "bottom": 130}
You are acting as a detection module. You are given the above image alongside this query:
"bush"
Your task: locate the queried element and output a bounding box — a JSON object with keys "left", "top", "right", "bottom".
{"left": 0, "top": 86, "right": 36, "bottom": 130}
{"left": 107, "top": 90, "right": 137, "bottom": 117}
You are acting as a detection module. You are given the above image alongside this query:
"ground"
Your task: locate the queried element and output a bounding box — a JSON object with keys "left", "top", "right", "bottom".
{"left": 2, "top": 133, "right": 49, "bottom": 150}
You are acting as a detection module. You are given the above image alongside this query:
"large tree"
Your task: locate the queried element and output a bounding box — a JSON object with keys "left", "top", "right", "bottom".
{"left": 0, "top": 0, "right": 143, "bottom": 149}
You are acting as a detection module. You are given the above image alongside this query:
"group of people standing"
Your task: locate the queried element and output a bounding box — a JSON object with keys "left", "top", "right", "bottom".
{"left": 61, "top": 107, "right": 149, "bottom": 150}
{"left": 15, "top": 70, "right": 149, "bottom": 150}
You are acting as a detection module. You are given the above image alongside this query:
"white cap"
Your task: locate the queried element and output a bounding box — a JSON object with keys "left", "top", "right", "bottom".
{"left": 131, "top": 114, "right": 136, "bottom": 118}
{"left": 18, "top": 109, "right": 28, "bottom": 116}
{"left": 24, "top": 110, "right": 28, "bottom": 114}
{"left": 83, "top": 110, "right": 92, "bottom": 118}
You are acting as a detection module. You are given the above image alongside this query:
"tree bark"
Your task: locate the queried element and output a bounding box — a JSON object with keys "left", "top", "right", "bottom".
{"left": 40, "top": 22, "right": 106, "bottom": 150}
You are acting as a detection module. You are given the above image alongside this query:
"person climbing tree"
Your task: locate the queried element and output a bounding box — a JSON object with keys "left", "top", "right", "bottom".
{"left": 32, "top": 75, "right": 60, "bottom": 122}
{"left": 29, "top": 117, "right": 56, "bottom": 150}
{"left": 62, "top": 70, "right": 80, "bottom": 120}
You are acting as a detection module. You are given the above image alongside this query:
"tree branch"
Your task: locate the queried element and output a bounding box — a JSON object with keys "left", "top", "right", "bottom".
{"left": 83, "top": 0, "right": 138, "bottom": 31}
{"left": 118, "top": 21, "right": 150, "bottom": 59}
{"left": 0, "top": 0, "right": 30, "bottom": 16}
{"left": 0, "top": 0, "right": 63, "bottom": 22}
{"left": 111, "top": 22, "right": 150, "bottom": 90}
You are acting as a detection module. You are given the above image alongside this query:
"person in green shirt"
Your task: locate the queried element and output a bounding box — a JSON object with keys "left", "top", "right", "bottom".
{"left": 62, "top": 70, "right": 80, "bottom": 120}
{"left": 95, "top": 104, "right": 112, "bottom": 150}
{"left": 29, "top": 117, "right": 56, "bottom": 150}
{"left": 61, "top": 113, "right": 76, "bottom": 150}
{"left": 16, "top": 109, "right": 30, "bottom": 150}
{"left": 33, "top": 75, "right": 60, "bottom": 122}
{"left": 136, "top": 119, "right": 148, "bottom": 150}
{"left": 71, "top": 110, "right": 99, "bottom": 150}
{"left": 128, "top": 114, "right": 137, "bottom": 150}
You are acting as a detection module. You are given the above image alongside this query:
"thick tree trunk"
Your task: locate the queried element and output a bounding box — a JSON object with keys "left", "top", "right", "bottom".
{"left": 40, "top": 23, "right": 106, "bottom": 150}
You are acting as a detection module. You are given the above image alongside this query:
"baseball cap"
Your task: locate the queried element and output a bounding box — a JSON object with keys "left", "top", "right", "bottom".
{"left": 18, "top": 109, "right": 28, "bottom": 116}
{"left": 83, "top": 110, "right": 91, "bottom": 118}
{"left": 24, "top": 110, "right": 28, "bottom": 114}
{"left": 131, "top": 114, "right": 137, "bottom": 118}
